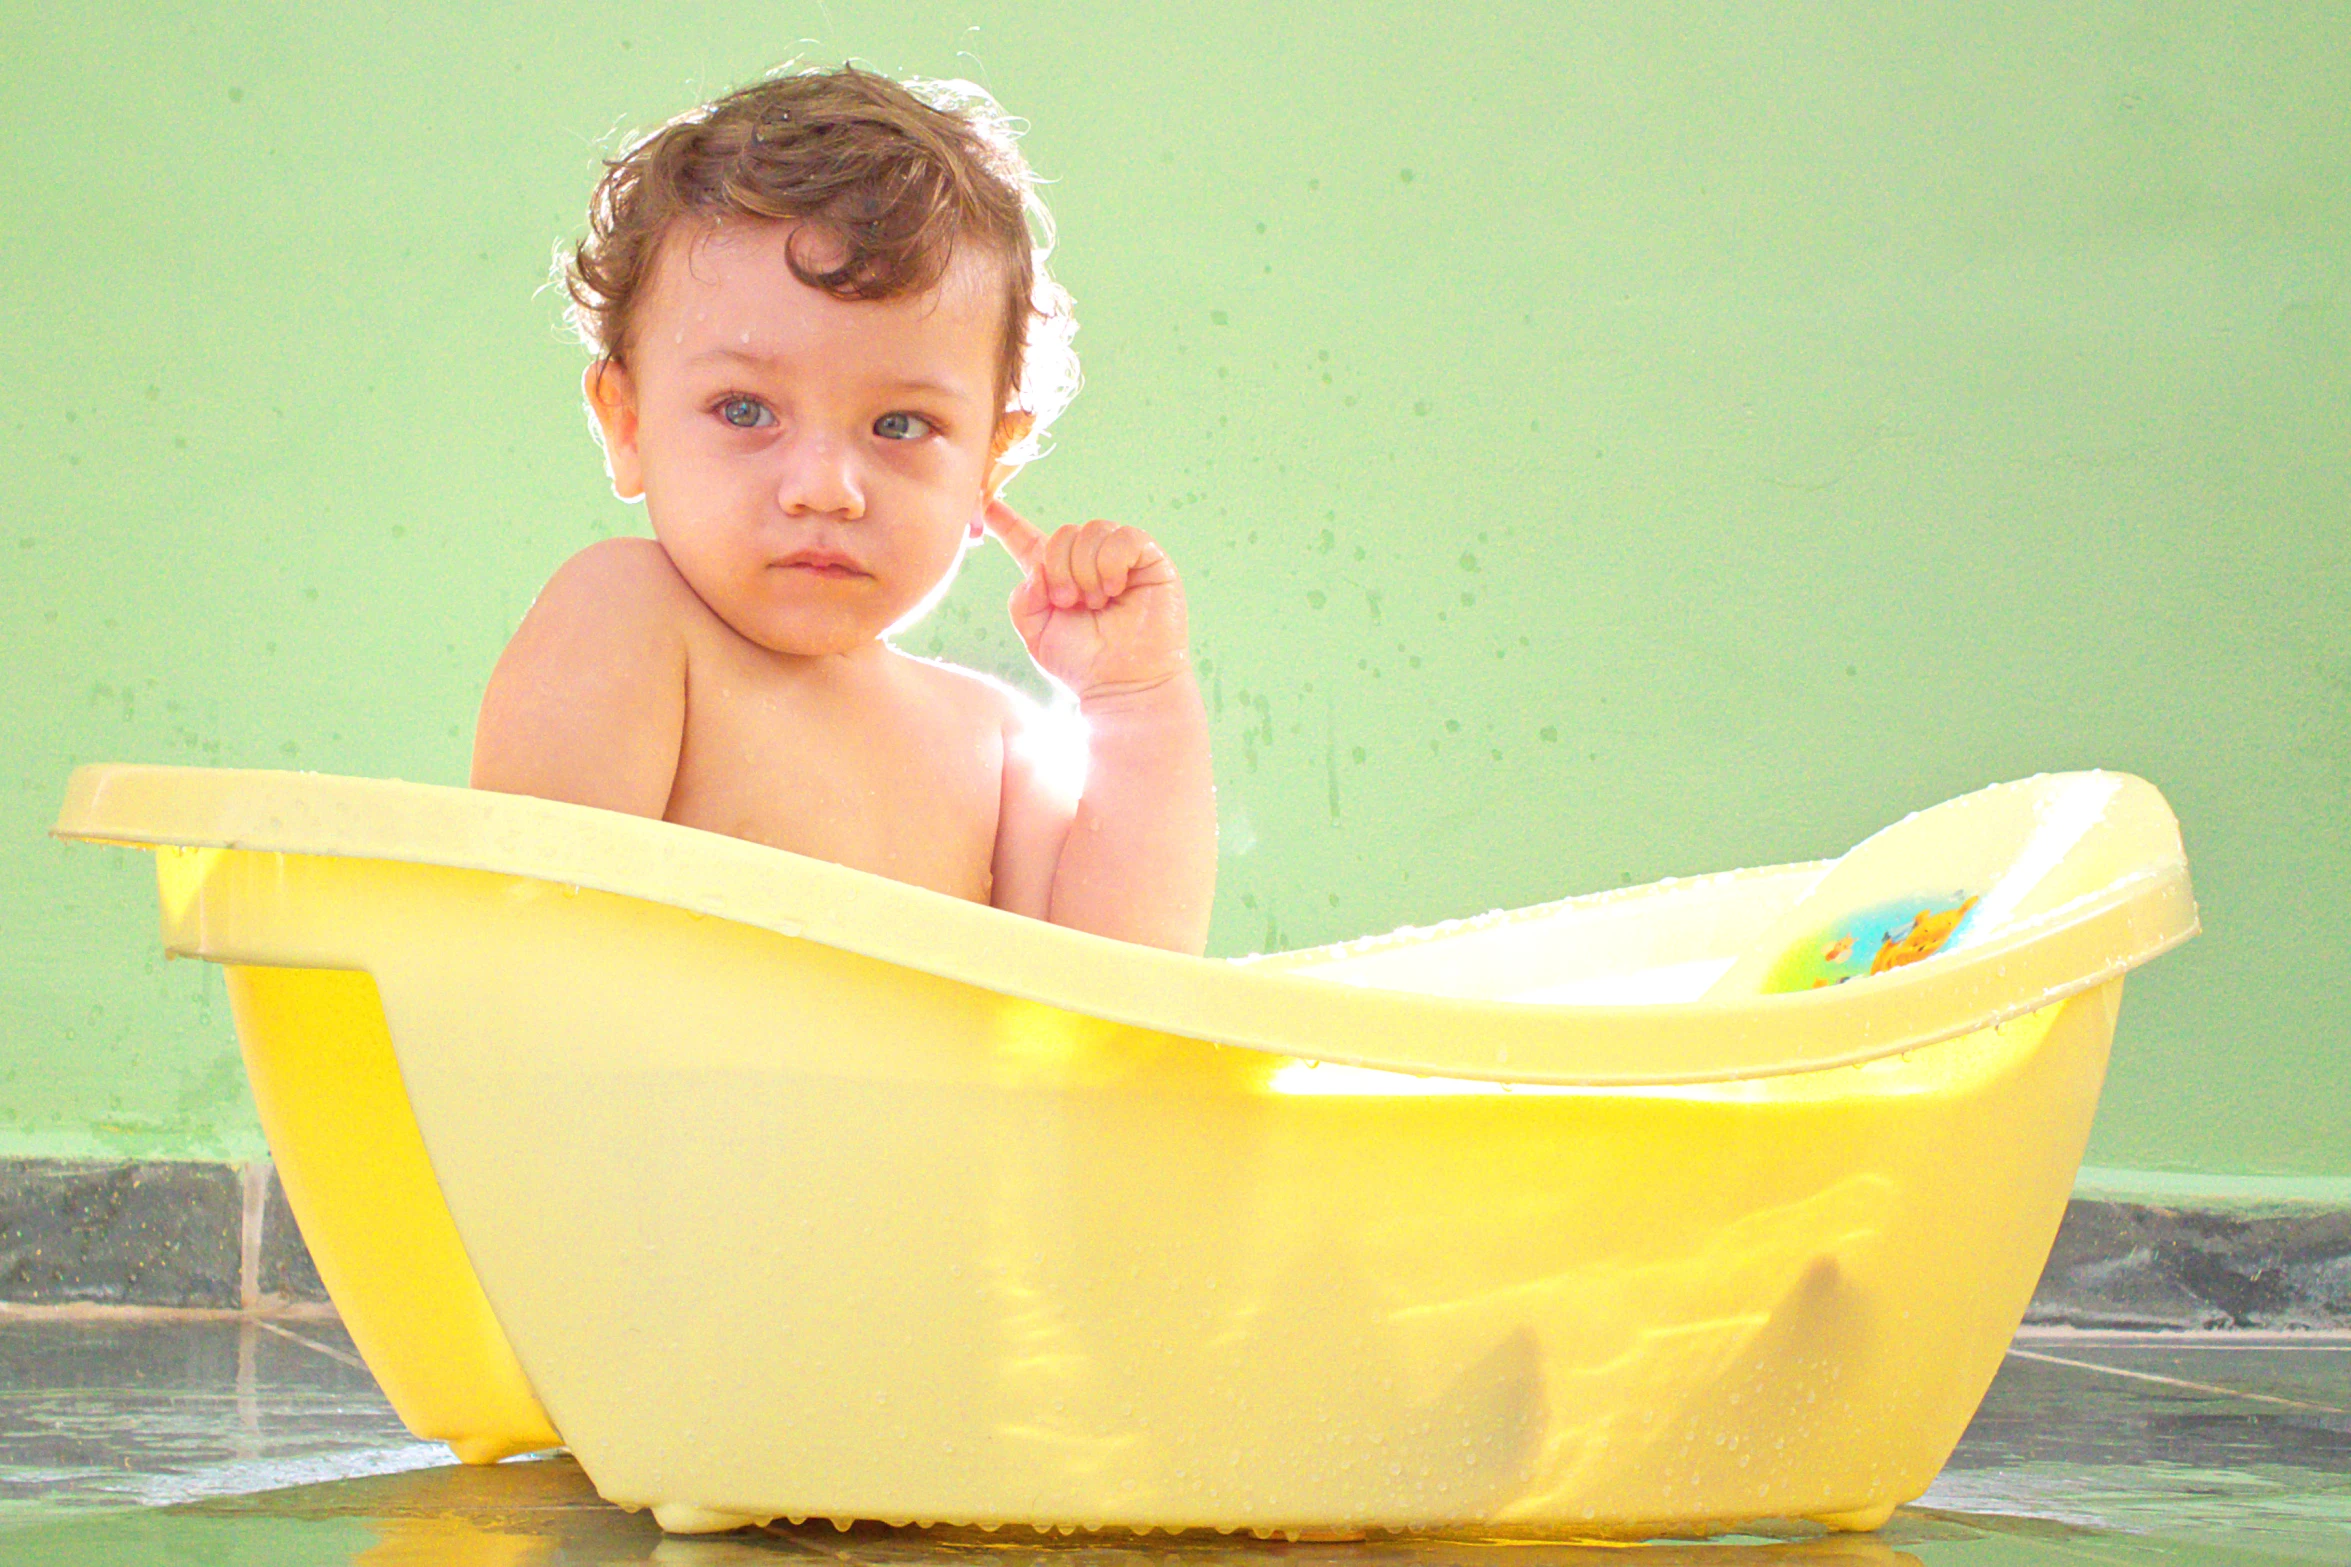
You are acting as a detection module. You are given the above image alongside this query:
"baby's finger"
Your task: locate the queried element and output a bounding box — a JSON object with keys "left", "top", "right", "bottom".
{"left": 1043, "top": 524, "right": 1082, "bottom": 610}
{"left": 1068, "top": 519, "right": 1121, "bottom": 608}
{"left": 981, "top": 498, "right": 1047, "bottom": 571}
{"left": 1005, "top": 571, "right": 1049, "bottom": 660}
{"left": 1011, "top": 566, "right": 1048, "bottom": 626}
{"left": 1096, "top": 526, "right": 1155, "bottom": 599}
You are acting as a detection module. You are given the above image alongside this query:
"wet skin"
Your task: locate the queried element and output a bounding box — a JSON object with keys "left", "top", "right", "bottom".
{"left": 472, "top": 218, "right": 1215, "bottom": 952}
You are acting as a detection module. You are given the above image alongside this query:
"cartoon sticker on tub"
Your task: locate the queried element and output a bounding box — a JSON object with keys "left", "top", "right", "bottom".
{"left": 1759, "top": 894, "right": 1982, "bottom": 993}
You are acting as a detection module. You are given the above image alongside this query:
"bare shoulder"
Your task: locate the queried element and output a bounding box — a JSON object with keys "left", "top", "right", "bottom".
{"left": 472, "top": 536, "right": 692, "bottom": 815}
{"left": 932, "top": 660, "right": 1080, "bottom": 918}
{"left": 889, "top": 650, "right": 1037, "bottom": 733}
{"left": 530, "top": 535, "right": 701, "bottom": 629}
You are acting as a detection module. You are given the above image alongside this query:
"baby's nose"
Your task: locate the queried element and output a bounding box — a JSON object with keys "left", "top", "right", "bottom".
{"left": 775, "top": 432, "right": 864, "bottom": 519}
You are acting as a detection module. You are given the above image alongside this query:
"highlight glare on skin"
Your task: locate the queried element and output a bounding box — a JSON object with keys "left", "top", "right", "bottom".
{"left": 588, "top": 219, "right": 1010, "bottom": 662}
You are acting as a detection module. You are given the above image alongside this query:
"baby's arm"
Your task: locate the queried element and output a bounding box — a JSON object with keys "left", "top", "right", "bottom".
{"left": 471, "top": 536, "right": 687, "bottom": 818}
{"left": 986, "top": 503, "right": 1217, "bottom": 954}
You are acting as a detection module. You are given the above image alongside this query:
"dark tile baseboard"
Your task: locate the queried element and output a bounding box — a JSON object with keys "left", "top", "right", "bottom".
{"left": 0, "top": 1159, "right": 325, "bottom": 1310}
{"left": 3, "top": 1159, "right": 2346, "bottom": 1329}
{"left": 2025, "top": 1197, "right": 2351, "bottom": 1332}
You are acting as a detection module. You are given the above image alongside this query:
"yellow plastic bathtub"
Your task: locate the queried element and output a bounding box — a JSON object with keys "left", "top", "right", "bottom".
{"left": 54, "top": 764, "right": 2196, "bottom": 1538}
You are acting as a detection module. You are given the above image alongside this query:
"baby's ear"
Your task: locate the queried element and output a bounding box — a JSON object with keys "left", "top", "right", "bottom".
{"left": 584, "top": 360, "right": 646, "bottom": 500}
{"left": 986, "top": 409, "right": 1036, "bottom": 498}
{"left": 990, "top": 409, "right": 1036, "bottom": 461}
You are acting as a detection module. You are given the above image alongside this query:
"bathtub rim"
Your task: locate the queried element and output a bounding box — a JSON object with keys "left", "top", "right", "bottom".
{"left": 54, "top": 763, "right": 2196, "bottom": 1088}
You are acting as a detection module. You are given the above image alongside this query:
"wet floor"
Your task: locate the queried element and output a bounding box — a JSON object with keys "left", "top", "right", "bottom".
{"left": 0, "top": 1318, "right": 2343, "bottom": 1564}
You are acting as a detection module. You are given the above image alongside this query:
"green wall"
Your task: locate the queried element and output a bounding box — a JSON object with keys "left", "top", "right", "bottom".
{"left": 4, "top": 4, "right": 2345, "bottom": 1177}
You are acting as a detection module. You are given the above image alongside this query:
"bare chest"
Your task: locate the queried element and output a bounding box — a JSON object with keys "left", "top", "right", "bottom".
{"left": 663, "top": 652, "right": 1004, "bottom": 902}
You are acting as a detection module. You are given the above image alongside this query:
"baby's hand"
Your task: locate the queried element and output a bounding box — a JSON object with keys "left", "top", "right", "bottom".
{"left": 984, "top": 500, "right": 1190, "bottom": 698}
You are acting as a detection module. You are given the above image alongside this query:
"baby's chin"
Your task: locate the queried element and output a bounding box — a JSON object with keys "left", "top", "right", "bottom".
{"left": 677, "top": 551, "right": 966, "bottom": 660}
{"left": 727, "top": 608, "right": 900, "bottom": 660}
{"left": 720, "top": 583, "right": 949, "bottom": 661}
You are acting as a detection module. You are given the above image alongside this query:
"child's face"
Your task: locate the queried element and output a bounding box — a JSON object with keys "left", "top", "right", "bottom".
{"left": 587, "top": 219, "right": 1009, "bottom": 658}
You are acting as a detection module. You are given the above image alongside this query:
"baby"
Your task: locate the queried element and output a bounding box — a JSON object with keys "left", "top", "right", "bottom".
{"left": 472, "top": 66, "right": 1215, "bottom": 954}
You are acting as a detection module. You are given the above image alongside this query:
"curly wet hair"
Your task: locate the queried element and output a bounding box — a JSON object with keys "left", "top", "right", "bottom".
{"left": 556, "top": 64, "right": 1078, "bottom": 468}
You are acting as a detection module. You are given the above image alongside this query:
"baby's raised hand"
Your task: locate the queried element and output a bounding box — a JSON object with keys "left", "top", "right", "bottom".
{"left": 983, "top": 500, "right": 1190, "bottom": 698}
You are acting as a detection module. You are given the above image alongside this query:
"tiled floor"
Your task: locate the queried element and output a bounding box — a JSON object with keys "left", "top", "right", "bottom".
{"left": 0, "top": 1318, "right": 2344, "bottom": 1564}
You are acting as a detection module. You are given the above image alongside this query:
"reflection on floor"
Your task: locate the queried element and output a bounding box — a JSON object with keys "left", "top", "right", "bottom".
{"left": 0, "top": 1317, "right": 2343, "bottom": 1565}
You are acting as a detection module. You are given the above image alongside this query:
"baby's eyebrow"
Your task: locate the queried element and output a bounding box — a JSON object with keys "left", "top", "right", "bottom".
{"left": 686, "top": 347, "right": 974, "bottom": 405}
{"left": 874, "top": 375, "right": 972, "bottom": 403}
{"left": 684, "top": 346, "right": 802, "bottom": 381}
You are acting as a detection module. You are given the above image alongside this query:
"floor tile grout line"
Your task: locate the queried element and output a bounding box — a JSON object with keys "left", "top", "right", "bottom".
{"left": 237, "top": 1161, "right": 269, "bottom": 1312}
{"left": 248, "top": 1316, "right": 367, "bottom": 1371}
{"left": 237, "top": 1319, "right": 259, "bottom": 1443}
{"left": 2006, "top": 1346, "right": 2350, "bottom": 1413}
{"left": 2014, "top": 1325, "right": 2351, "bottom": 1346}
{"left": 0, "top": 1302, "right": 341, "bottom": 1323}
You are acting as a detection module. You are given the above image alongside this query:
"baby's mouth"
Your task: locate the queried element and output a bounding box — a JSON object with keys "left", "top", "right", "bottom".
{"left": 774, "top": 550, "right": 869, "bottom": 579}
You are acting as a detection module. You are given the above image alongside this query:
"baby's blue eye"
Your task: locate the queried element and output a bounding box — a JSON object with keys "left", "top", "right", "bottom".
{"left": 718, "top": 396, "right": 771, "bottom": 429}
{"left": 873, "top": 411, "right": 935, "bottom": 441}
